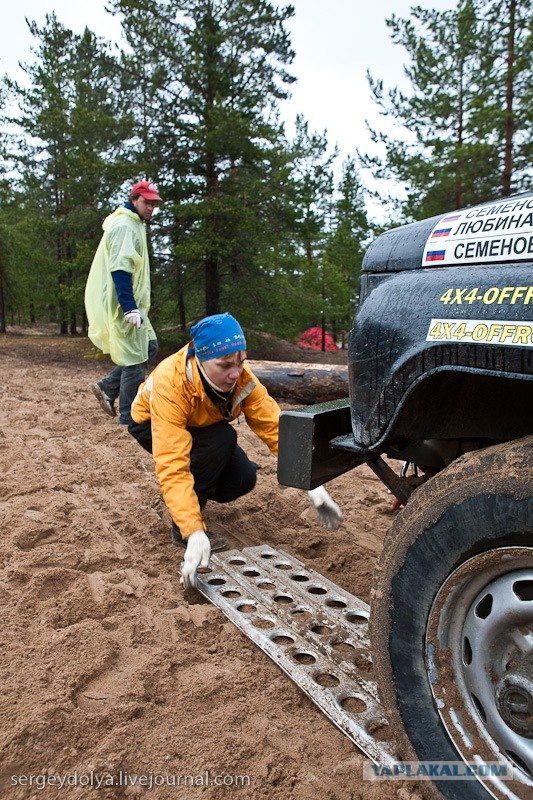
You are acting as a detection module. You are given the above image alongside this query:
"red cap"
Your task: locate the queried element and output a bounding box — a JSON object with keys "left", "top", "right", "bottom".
{"left": 131, "top": 180, "right": 162, "bottom": 201}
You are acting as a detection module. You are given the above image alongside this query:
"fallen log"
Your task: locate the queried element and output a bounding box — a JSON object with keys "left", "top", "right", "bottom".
{"left": 247, "top": 359, "right": 349, "bottom": 404}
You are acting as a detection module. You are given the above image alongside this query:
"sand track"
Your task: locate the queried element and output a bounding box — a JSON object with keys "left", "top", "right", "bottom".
{"left": 0, "top": 336, "right": 423, "bottom": 800}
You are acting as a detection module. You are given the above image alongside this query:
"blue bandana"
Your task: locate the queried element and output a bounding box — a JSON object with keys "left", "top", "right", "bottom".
{"left": 190, "top": 313, "right": 247, "bottom": 361}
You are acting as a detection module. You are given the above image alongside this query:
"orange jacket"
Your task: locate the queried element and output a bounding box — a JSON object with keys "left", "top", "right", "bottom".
{"left": 131, "top": 344, "right": 280, "bottom": 537}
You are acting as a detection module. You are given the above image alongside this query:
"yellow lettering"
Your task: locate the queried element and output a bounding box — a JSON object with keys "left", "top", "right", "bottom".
{"left": 497, "top": 286, "right": 513, "bottom": 304}
{"left": 487, "top": 324, "right": 503, "bottom": 342}
{"left": 512, "top": 325, "right": 532, "bottom": 344}
{"left": 442, "top": 322, "right": 454, "bottom": 339}
{"left": 483, "top": 288, "right": 499, "bottom": 304}
{"left": 464, "top": 288, "right": 479, "bottom": 304}
{"left": 472, "top": 324, "right": 489, "bottom": 341}
{"left": 510, "top": 286, "right": 527, "bottom": 304}
{"left": 524, "top": 287, "right": 533, "bottom": 304}
{"left": 500, "top": 325, "right": 516, "bottom": 342}
{"left": 428, "top": 322, "right": 443, "bottom": 339}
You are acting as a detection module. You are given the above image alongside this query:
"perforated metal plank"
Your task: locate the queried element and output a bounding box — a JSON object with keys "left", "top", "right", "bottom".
{"left": 197, "top": 545, "right": 396, "bottom": 766}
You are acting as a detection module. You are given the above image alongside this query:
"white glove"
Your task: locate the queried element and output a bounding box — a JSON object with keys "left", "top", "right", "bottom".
{"left": 179, "top": 531, "right": 211, "bottom": 590}
{"left": 308, "top": 486, "right": 343, "bottom": 530}
{"left": 124, "top": 309, "right": 143, "bottom": 328}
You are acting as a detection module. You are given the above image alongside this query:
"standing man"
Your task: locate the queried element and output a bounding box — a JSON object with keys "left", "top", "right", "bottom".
{"left": 85, "top": 180, "right": 162, "bottom": 425}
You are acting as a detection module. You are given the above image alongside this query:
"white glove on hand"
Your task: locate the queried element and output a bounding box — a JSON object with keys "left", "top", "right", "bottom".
{"left": 124, "top": 309, "right": 143, "bottom": 328}
{"left": 308, "top": 486, "right": 343, "bottom": 530}
{"left": 179, "top": 531, "right": 211, "bottom": 590}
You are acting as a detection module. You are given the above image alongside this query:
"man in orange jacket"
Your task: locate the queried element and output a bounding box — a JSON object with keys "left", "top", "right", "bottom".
{"left": 129, "top": 313, "right": 342, "bottom": 588}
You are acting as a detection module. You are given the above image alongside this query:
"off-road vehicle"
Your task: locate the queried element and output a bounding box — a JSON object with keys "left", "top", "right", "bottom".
{"left": 277, "top": 191, "right": 533, "bottom": 800}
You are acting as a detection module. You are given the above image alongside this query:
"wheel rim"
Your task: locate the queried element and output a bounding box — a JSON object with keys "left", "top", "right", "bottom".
{"left": 426, "top": 546, "right": 533, "bottom": 799}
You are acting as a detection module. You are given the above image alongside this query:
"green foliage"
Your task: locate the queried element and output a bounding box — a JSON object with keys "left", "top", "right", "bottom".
{"left": 362, "top": 0, "right": 532, "bottom": 221}
{"left": 1, "top": 0, "right": 531, "bottom": 346}
{"left": 110, "top": 0, "right": 298, "bottom": 327}
{"left": 324, "top": 157, "right": 370, "bottom": 329}
{"left": 4, "top": 14, "right": 134, "bottom": 332}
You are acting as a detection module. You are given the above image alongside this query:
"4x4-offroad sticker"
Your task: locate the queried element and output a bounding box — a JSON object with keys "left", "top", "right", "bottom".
{"left": 427, "top": 318, "right": 533, "bottom": 347}
{"left": 439, "top": 286, "right": 533, "bottom": 305}
{"left": 422, "top": 196, "right": 533, "bottom": 266}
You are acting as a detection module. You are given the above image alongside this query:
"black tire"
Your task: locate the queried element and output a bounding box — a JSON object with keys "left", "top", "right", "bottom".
{"left": 370, "top": 436, "right": 533, "bottom": 800}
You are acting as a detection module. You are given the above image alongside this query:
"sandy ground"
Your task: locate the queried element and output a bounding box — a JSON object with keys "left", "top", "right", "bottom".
{"left": 0, "top": 334, "right": 422, "bottom": 800}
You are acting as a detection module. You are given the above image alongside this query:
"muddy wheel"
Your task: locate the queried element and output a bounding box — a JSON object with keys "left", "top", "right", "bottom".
{"left": 370, "top": 437, "right": 533, "bottom": 800}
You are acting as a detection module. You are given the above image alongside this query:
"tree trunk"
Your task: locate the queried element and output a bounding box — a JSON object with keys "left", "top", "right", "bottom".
{"left": 203, "top": 5, "right": 220, "bottom": 317}
{"left": 0, "top": 233, "right": 7, "bottom": 334}
{"left": 205, "top": 253, "right": 220, "bottom": 315}
{"left": 248, "top": 359, "right": 348, "bottom": 404}
{"left": 501, "top": 0, "right": 515, "bottom": 197}
{"left": 455, "top": 56, "right": 465, "bottom": 209}
{"left": 177, "top": 265, "right": 186, "bottom": 333}
{"left": 0, "top": 262, "right": 5, "bottom": 334}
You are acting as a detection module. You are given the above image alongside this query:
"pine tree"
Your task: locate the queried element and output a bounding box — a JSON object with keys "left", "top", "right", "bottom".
{"left": 5, "top": 15, "right": 133, "bottom": 333}
{"left": 286, "top": 115, "right": 339, "bottom": 343}
{"left": 323, "top": 157, "right": 370, "bottom": 343}
{"left": 110, "top": 0, "right": 296, "bottom": 326}
{"left": 361, "top": 0, "right": 532, "bottom": 221}
{"left": 482, "top": 0, "right": 532, "bottom": 195}
{"left": 0, "top": 82, "right": 10, "bottom": 333}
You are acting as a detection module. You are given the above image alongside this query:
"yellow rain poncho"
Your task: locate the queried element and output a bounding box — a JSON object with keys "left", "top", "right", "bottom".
{"left": 85, "top": 207, "right": 155, "bottom": 366}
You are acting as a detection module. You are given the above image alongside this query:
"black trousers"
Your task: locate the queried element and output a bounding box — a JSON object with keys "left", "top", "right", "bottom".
{"left": 128, "top": 419, "right": 257, "bottom": 504}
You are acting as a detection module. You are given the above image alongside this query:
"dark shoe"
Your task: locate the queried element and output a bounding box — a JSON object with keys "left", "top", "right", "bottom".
{"left": 172, "top": 522, "right": 227, "bottom": 552}
{"left": 92, "top": 383, "right": 116, "bottom": 417}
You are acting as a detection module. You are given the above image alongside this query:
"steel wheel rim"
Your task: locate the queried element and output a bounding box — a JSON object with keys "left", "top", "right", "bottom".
{"left": 426, "top": 546, "right": 533, "bottom": 799}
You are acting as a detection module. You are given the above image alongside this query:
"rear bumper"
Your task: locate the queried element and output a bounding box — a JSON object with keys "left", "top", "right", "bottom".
{"left": 277, "top": 399, "right": 369, "bottom": 489}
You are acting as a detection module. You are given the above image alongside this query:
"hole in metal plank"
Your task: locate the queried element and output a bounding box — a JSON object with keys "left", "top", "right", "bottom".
{"left": 326, "top": 599, "right": 347, "bottom": 609}
{"left": 273, "top": 594, "right": 294, "bottom": 604}
{"left": 340, "top": 696, "right": 367, "bottom": 713}
{"left": 331, "top": 641, "right": 357, "bottom": 657}
{"left": 308, "top": 586, "right": 327, "bottom": 595}
{"left": 271, "top": 634, "right": 295, "bottom": 646}
{"left": 275, "top": 562, "right": 292, "bottom": 570}
{"left": 251, "top": 617, "right": 276, "bottom": 630}
{"left": 236, "top": 602, "right": 256, "bottom": 613}
{"left": 345, "top": 611, "right": 368, "bottom": 624}
{"left": 315, "top": 672, "right": 340, "bottom": 688}
{"left": 291, "top": 574, "right": 310, "bottom": 582}
{"left": 292, "top": 651, "right": 316, "bottom": 665}
{"left": 260, "top": 552, "right": 275, "bottom": 559}
{"left": 311, "top": 624, "right": 333, "bottom": 635}
{"left": 229, "top": 557, "right": 246, "bottom": 565}
{"left": 207, "top": 577, "right": 226, "bottom": 586}
{"left": 257, "top": 581, "right": 275, "bottom": 590}
{"left": 221, "top": 590, "right": 241, "bottom": 599}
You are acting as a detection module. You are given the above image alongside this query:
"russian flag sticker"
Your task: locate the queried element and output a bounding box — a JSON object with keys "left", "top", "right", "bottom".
{"left": 425, "top": 250, "right": 446, "bottom": 261}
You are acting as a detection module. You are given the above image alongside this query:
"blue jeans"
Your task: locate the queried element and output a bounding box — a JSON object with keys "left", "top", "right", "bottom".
{"left": 99, "top": 338, "right": 158, "bottom": 425}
